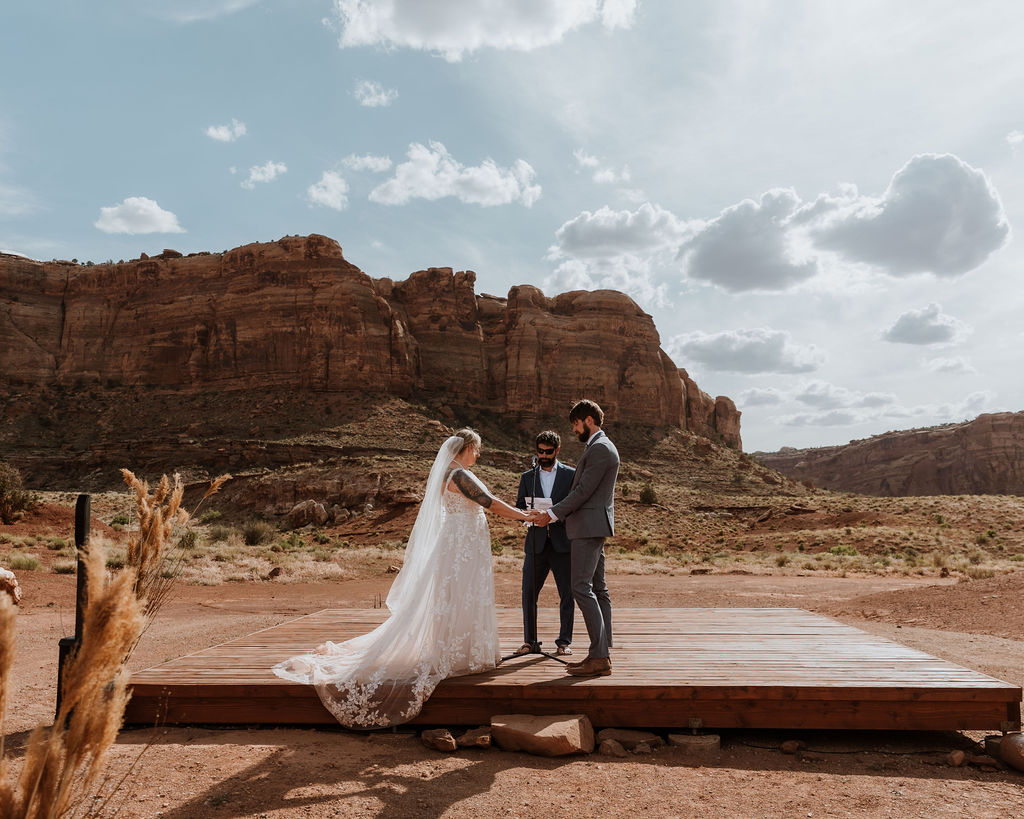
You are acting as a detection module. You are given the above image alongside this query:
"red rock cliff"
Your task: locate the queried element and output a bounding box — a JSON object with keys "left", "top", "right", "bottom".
{"left": 0, "top": 235, "right": 741, "bottom": 447}
{"left": 755, "top": 412, "right": 1024, "bottom": 496}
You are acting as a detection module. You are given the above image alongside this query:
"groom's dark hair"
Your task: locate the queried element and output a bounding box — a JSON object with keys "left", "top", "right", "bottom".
{"left": 569, "top": 399, "right": 603, "bottom": 427}
{"left": 536, "top": 430, "right": 560, "bottom": 448}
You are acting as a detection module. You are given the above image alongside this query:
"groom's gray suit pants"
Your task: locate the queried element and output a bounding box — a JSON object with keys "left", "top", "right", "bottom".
{"left": 571, "top": 536, "right": 612, "bottom": 658}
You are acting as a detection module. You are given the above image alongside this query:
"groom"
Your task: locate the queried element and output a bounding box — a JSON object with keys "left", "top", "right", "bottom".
{"left": 529, "top": 399, "right": 619, "bottom": 677}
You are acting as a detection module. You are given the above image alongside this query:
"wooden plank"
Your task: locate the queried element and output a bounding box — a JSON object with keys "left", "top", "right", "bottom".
{"left": 123, "top": 608, "right": 1022, "bottom": 731}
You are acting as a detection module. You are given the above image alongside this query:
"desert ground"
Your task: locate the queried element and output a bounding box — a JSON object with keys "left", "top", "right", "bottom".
{"left": 3, "top": 489, "right": 1024, "bottom": 818}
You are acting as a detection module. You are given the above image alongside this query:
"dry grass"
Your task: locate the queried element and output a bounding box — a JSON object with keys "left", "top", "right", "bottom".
{"left": 0, "top": 543, "right": 143, "bottom": 818}
{"left": 118, "top": 470, "right": 229, "bottom": 624}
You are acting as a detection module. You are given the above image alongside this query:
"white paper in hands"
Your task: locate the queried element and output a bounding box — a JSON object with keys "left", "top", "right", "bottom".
{"left": 523, "top": 497, "right": 552, "bottom": 527}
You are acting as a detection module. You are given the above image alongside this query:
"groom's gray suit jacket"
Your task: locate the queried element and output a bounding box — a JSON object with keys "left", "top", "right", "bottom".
{"left": 549, "top": 430, "right": 620, "bottom": 540}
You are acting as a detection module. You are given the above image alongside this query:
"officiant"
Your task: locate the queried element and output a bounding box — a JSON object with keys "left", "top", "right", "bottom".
{"left": 513, "top": 430, "right": 576, "bottom": 656}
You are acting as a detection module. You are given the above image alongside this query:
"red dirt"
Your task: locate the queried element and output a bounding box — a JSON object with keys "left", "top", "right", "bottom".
{"left": 3, "top": 569, "right": 1022, "bottom": 817}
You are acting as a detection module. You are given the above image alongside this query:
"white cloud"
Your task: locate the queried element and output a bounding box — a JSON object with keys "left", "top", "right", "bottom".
{"left": 205, "top": 119, "right": 247, "bottom": 142}
{"left": 343, "top": 153, "right": 392, "bottom": 172}
{"left": 307, "top": 171, "right": 349, "bottom": 211}
{"left": 792, "top": 380, "right": 895, "bottom": 410}
{"left": 573, "top": 147, "right": 630, "bottom": 184}
{"left": 1007, "top": 130, "right": 1024, "bottom": 149}
{"left": 369, "top": 141, "right": 540, "bottom": 207}
{"left": 94, "top": 196, "right": 185, "bottom": 234}
{"left": 882, "top": 303, "right": 971, "bottom": 345}
{"left": 544, "top": 202, "right": 687, "bottom": 307}
{"left": 332, "top": 0, "right": 637, "bottom": 61}
{"left": 925, "top": 356, "right": 976, "bottom": 374}
{"left": 550, "top": 202, "right": 689, "bottom": 259}
{"left": 144, "top": 0, "right": 258, "bottom": 23}
{"left": 809, "top": 154, "right": 1010, "bottom": 277}
{"left": 241, "top": 161, "right": 287, "bottom": 190}
{"left": 739, "top": 387, "right": 784, "bottom": 407}
{"left": 548, "top": 154, "right": 1010, "bottom": 302}
{"left": 353, "top": 79, "right": 398, "bottom": 108}
{"left": 573, "top": 148, "right": 600, "bottom": 168}
{"left": 778, "top": 387, "right": 994, "bottom": 428}
{"left": 544, "top": 256, "right": 668, "bottom": 307}
{"left": 667, "top": 328, "right": 825, "bottom": 374}
{"left": 680, "top": 189, "right": 818, "bottom": 292}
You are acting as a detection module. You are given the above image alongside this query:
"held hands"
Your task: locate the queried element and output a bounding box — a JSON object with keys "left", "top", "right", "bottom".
{"left": 525, "top": 509, "right": 550, "bottom": 527}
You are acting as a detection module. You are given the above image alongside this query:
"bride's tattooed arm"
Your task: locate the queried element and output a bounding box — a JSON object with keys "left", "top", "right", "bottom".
{"left": 450, "top": 469, "right": 493, "bottom": 508}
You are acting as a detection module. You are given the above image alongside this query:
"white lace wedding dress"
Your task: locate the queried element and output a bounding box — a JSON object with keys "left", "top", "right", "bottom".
{"left": 272, "top": 436, "right": 501, "bottom": 728}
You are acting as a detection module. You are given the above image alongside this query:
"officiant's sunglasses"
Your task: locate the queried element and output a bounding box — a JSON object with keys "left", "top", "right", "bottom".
{"left": 536, "top": 446, "right": 557, "bottom": 455}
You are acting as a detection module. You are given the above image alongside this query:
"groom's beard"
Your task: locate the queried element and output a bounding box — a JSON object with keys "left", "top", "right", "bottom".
{"left": 577, "top": 429, "right": 589, "bottom": 443}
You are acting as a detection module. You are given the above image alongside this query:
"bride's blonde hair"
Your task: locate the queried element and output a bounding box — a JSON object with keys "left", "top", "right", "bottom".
{"left": 454, "top": 428, "right": 481, "bottom": 454}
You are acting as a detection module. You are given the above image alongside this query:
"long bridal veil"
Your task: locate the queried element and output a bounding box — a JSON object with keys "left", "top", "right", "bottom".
{"left": 273, "top": 435, "right": 492, "bottom": 728}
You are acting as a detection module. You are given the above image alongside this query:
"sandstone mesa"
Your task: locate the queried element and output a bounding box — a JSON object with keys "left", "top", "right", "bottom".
{"left": 0, "top": 234, "right": 740, "bottom": 448}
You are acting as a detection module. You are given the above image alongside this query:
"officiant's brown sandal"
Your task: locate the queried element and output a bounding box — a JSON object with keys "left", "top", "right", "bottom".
{"left": 513, "top": 643, "right": 532, "bottom": 656}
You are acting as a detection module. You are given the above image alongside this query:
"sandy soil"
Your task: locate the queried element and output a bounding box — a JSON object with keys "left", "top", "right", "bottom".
{"left": 3, "top": 569, "right": 1023, "bottom": 818}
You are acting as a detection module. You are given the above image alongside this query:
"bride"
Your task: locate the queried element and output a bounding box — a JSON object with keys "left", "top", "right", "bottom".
{"left": 273, "top": 428, "right": 530, "bottom": 728}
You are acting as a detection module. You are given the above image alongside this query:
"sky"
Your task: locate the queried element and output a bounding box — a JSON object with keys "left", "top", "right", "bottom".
{"left": 1, "top": 0, "right": 1022, "bottom": 453}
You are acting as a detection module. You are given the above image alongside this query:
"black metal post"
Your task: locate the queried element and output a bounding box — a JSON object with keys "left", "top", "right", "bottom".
{"left": 56, "top": 494, "right": 90, "bottom": 717}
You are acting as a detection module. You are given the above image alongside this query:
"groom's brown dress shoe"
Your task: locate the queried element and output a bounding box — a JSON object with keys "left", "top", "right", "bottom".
{"left": 565, "top": 656, "right": 611, "bottom": 677}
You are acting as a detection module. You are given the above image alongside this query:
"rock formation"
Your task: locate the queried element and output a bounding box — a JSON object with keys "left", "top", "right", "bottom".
{"left": 755, "top": 412, "right": 1024, "bottom": 496}
{"left": 0, "top": 234, "right": 740, "bottom": 447}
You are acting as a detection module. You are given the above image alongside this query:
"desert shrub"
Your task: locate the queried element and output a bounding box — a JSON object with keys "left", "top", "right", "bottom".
{"left": 490, "top": 539, "right": 504, "bottom": 555}
{"left": 242, "top": 519, "right": 276, "bottom": 547}
{"left": 7, "top": 553, "right": 41, "bottom": 571}
{"left": 45, "top": 537, "right": 67, "bottom": 551}
{"left": 208, "top": 524, "right": 233, "bottom": 543}
{"left": 106, "top": 550, "right": 126, "bottom": 569}
{"left": 639, "top": 483, "right": 658, "bottom": 505}
{"left": 0, "top": 461, "right": 34, "bottom": 524}
{"left": 198, "top": 508, "right": 222, "bottom": 523}
{"left": 178, "top": 529, "right": 198, "bottom": 550}
{"left": 828, "top": 544, "right": 859, "bottom": 557}
{"left": 52, "top": 560, "right": 77, "bottom": 574}
{"left": 110, "top": 513, "right": 131, "bottom": 526}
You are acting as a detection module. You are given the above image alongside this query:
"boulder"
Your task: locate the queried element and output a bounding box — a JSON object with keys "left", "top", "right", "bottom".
{"left": 999, "top": 733, "right": 1024, "bottom": 772}
{"left": 595, "top": 728, "right": 664, "bottom": 751}
{"left": 0, "top": 567, "right": 21, "bottom": 604}
{"left": 456, "top": 727, "right": 492, "bottom": 749}
{"left": 286, "top": 499, "right": 328, "bottom": 529}
{"left": 491, "top": 714, "right": 594, "bottom": 756}
{"left": 598, "top": 738, "right": 628, "bottom": 758}
{"left": 420, "top": 728, "right": 457, "bottom": 752}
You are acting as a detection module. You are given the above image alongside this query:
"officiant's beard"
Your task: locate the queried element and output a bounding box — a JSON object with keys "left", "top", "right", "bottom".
{"left": 537, "top": 453, "right": 556, "bottom": 469}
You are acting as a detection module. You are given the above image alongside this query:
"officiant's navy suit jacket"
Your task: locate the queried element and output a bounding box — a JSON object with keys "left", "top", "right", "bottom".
{"left": 515, "top": 462, "right": 574, "bottom": 554}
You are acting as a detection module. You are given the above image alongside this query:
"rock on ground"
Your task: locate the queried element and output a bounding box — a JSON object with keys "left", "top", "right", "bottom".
{"left": 0, "top": 567, "right": 21, "bottom": 604}
{"left": 596, "top": 728, "right": 665, "bottom": 751}
{"left": 491, "top": 714, "right": 594, "bottom": 757}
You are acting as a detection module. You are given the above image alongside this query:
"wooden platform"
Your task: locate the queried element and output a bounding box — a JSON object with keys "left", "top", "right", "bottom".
{"left": 125, "top": 608, "right": 1021, "bottom": 731}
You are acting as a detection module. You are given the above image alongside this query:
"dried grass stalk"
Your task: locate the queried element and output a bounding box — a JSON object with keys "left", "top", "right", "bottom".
{"left": 0, "top": 544, "right": 143, "bottom": 818}
{"left": 119, "top": 470, "right": 230, "bottom": 625}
